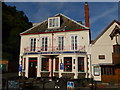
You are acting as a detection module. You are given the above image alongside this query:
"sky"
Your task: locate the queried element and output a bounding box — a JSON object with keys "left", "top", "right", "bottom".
{"left": 5, "top": 2, "right": 118, "bottom": 40}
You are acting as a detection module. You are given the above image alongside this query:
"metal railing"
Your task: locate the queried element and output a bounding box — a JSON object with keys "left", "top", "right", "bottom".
{"left": 24, "top": 45, "right": 86, "bottom": 53}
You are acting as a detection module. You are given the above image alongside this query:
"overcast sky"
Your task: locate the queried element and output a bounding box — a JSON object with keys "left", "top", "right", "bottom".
{"left": 5, "top": 2, "right": 118, "bottom": 40}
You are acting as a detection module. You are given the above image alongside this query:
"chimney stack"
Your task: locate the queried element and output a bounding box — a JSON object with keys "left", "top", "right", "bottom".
{"left": 84, "top": 2, "right": 90, "bottom": 28}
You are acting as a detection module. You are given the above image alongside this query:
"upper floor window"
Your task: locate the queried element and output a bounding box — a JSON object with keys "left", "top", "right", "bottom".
{"left": 58, "top": 36, "right": 64, "bottom": 50}
{"left": 71, "top": 35, "right": 77, "bottom": 50}
{"left": 48, "top": 17, "right": 60, "bottom": 29}
{"left": 30, "top": 38, "right": 36, "bottom": 51}
{"left": 41, "top": 37, "right": 48, "bottom": 51}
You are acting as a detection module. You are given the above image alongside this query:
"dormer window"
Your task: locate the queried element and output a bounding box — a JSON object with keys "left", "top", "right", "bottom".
{"left": 48, "top": 17, "right": 60, "bottom": 29}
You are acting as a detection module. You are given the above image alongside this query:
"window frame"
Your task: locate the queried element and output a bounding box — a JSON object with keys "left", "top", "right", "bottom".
{"left": 41, "top": 58, "right": 49, "bottom": 71}
{"left": 48, "top": 17, "right": 60, "bottom": 29}
{"left": 30, "top": 38, "right": 36, "bottom": 51}
{"left": 41, "top": 37, "right": 48, "bottom": 51}
{"left": 94, "top": 65, "right": 100, "bottom": 76}
{"left": 78, "top": 57, "right": 84, "bottom": 72}
{"left": 71, "top": 35, "right": 78, "bottom": 50}
{"left": 64, "top": 57, "right": 72, "bottom": 72}
{"left": 58, "top": 36, "right": 64, "bottom": 50}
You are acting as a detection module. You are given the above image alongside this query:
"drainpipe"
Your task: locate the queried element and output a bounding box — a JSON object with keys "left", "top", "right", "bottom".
{"left": 50, "top": 33, "right": 54, "bottom": 81}
{"left": 52, "top": 33, "right": 54, "bottom": 51}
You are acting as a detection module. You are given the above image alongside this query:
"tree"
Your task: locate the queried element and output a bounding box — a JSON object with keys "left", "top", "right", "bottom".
{"left": 2, "top": 2, "right": 32, "bottom": 61}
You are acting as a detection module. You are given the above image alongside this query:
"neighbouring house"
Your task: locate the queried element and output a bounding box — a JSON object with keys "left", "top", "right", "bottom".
{"left": 91, "top": 20, "right": 120, "bottom": 83}
{"left": 19, "top": 3, "right": 91, "bottom": 79}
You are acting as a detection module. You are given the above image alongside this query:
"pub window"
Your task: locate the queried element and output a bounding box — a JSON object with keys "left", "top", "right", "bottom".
{"left": 41, "top": 37, "right": 48, "bottom": 51}
{"left": 55, "top": 58, "right": 59, "bottom": 71}
{"left": 42, "top": 58, "right": 49, "bottom": 71}
{"left": 113, "top": 45, "right": 120, "bottom": 53}
{"left": 30, "top": 38, "right": 36, "bottom": 51}
{"left": 58, "top": 36, "right": 64, "bottom": 50}
{"left": 71, "top": 35, "right": 77, "bottom": 50}
{"left": 48, "top": 17, "right": 60, "bottom": 29}
{"left": 64, "top": 57, "right": 72, "bottom": 72}
{"left": 23, "top": 58, "right": 26, "bottom": 70}
{"left": 99, "top": 55, "right": 105, "bottom": 59}
{"left": 78, "top": 57, "right": 84, "bottom": 72}
{"left": 94, "top": 66, "right": 100, "bottom": 76}
{"left": 101, "top": 66, "right": 114, "bottom": 75}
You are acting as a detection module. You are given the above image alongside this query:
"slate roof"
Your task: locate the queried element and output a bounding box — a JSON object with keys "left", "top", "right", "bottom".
{"left": 20, "top": 13, "right": 89, "bottom": 35}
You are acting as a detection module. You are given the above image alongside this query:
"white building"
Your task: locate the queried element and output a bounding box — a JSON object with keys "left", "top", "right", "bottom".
{"left": 19, "top": 4, "right": 91, "bottom": 79}
{"left": 91, "top": 20, "right": 120, "bottom": 82}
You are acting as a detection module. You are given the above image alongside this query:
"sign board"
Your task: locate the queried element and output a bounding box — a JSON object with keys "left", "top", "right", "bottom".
{"left": 67, "top": 81, "right": 74, "bottom": 89}
{"left": 60, "top": 63, "right": 64, "bottom": 70}
{"left": 19, "top": 65, "right": 22, "bottom": 72}
{"left": 8, "top": 80, "right": 19, "bottom": 89}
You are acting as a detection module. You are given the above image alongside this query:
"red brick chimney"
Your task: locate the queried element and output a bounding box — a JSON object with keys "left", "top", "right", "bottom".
{"left": 84, "top": 2, "right": 90, "bottom": 28}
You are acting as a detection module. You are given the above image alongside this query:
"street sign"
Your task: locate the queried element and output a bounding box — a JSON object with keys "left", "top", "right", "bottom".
{"left": 60, "top": 63, "right": 64, "bottom": 70}
{"left": 19, "top": 65, "right": 22, "bottom": 72}
{"left": 67, "top": 81, "right": 74, "bottom": 89}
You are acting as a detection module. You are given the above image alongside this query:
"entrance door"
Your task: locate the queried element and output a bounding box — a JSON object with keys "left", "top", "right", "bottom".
{"left": 29, "top": 57, "right": 37, "bottom": 78}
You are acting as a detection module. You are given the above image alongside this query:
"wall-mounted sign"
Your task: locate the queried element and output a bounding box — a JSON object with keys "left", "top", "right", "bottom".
{"left": 8, "top": 80, "right": 19, "bottom": 89}
{"left": 19, "top": 65, "right": 22, "bottom": 72}
{"left": 60, "top": 63, "right": 64, "bottom": 70}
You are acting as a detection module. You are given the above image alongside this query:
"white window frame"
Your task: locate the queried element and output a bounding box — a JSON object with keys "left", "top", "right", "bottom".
{"left": 41, "top": 37, "right": 48, "bottom": 51}
{"left": 71, "top": 35, "right": 78, "bottom": 50}
{"left": 48, "top": 17, "right": 60, "bottom": 29}
{"left": 94, "top": 65, "right": 100, "bottom": 76}
{"left": 30, "top": 38, "right": 36, "bottom": 51}
{"left": 58, "top": 36, "right": 64, "bottom": 50}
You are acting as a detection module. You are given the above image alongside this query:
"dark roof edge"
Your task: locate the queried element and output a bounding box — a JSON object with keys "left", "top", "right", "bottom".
{"left": 20, "top": 29, "right": 90, "bottom": 36}
{"left": 92, "top": 20, "right": 120, "bottom": 44}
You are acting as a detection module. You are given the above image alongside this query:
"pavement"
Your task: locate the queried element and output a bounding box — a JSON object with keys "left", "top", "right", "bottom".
{"left": 1, "top": 72, "right": 120, "bottom": 90}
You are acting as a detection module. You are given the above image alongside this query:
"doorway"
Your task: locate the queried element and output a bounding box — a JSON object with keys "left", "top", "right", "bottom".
{"left": 28, "top": 57, "right": 37, "bottom": 78}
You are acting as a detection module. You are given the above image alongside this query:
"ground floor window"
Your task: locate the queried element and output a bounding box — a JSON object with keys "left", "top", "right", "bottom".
{"left": 42, "top": 58, "right": 49, "bottom": 71}
{"left": 101, "top": 66, "right": 114, "bottom": 75}
{"left": 55, "top": 58, "right": 59, "bottom": 71}
{"left": 64, "top": 57, "right": 72, "bottom": 72}
{"left": 78, "top": 57, "right": 84, "bottom": 72}
{"left": 94, "top": 66, "right": 100, "bottom": 76}
{"left": 23, "top": 58, "right": 26, "bottom": 70}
